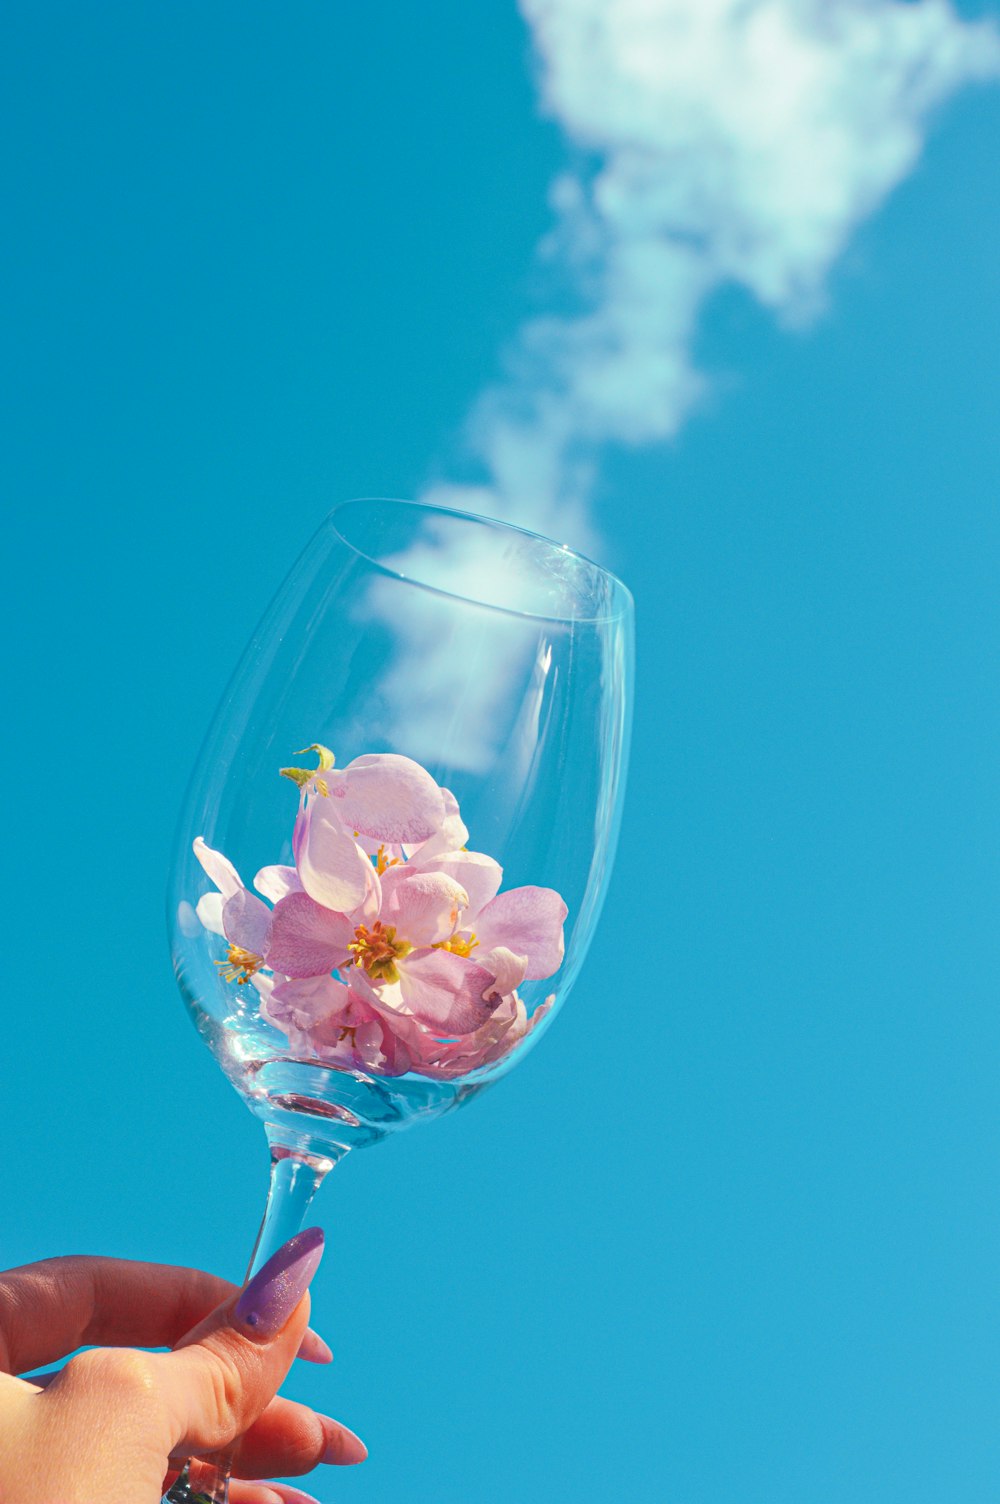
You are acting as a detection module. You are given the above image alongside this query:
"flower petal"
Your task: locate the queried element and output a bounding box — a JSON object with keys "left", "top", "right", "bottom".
{"left": 388, "top": 990, "right": 531, "bottom": 1080}
{"left": 265, "top": 973, "right": 352, "bottom": 1031}
{"left": 412, "top": 787, "right": 469, "bottom": 861}
{"left": 298, "top": 798, "right": 378, "bottom": 915}
{"left": 436, "top": 990, "right": 553, "bottom": 1077}
{"left": 196, "top": 892, "right": 225, "bottom": 937}
{"left": 380, "top": 867, "right": 469, "bottom": 947}
{"left": 474, "top": 886, "right": 567, "bottom": 980}
{"left": 264, "top": 976, "right": 412, "bottom": 1076}
{"left": 292, "top": 803, "right": 306, "bottom": 865}
{"left": 326, "top": 753, "right": 447, "bottom": 844}
{"left": 414, "top": 849, "right": 502, "bottom": 922}
{"left": 222, "top": 889, "right": 273, "bottom": 957}
{"left": 250, "top": 970, "right": 277, "bottom": 1005}
{"left": 263, "top": 974, "right": 351, "bottom": 1056}
{"left": 395, "top": 949, "right": 499, "bottom": 1034}
{"left": 254, "top": 864, "right": 302, "bottom": 903}
{"left": 345, "top": 990, "right": 414, "bottom": 1076}
{"left": 478, "top": 944, "right": 528, "bottom": 1002}
{"left": 267, "top": 891, "right": 355, "bottom": 978}
{"left": 193, "top": 836, "right": 244, "bottom": 899}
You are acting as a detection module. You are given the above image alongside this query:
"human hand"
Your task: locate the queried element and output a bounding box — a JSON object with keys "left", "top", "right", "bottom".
{"left": 0, "top": 1230, "right": 366, "bottom": 1504}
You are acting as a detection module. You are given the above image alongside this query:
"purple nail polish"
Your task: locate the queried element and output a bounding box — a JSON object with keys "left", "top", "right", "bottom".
{"left": 234, "top": 1226, "right": 324, "bottom": 1339}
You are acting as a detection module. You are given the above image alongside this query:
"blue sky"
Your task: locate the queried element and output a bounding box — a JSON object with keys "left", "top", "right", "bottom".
{"left": 3, "top": 3, "right": 1000, "bottom": 1501}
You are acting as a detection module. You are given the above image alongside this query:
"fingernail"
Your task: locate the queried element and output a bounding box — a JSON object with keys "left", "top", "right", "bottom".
{"left": 268, "top": 1489, "right": 323, "bottom": 1504}
{"left": 297, "top": 1326, "right": 333, "bottom": 1364}
{"left": 234, "top": 1227, "right": 324, "bottom": 1339}
{"left": 320, "top": 1415, "right": 368, "bottom": 1465}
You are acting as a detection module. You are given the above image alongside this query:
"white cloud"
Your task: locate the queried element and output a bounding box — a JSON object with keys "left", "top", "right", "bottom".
{"left": 426, "top": 0, "right": 999, "bottom": 538}
{"left": 380, "top": 0, "right": 998, "bottom": 771}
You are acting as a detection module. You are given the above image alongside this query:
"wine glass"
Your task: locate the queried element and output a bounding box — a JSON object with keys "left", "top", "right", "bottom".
{"left": 164, "top": 498, "right": 634, "bottom": 1501}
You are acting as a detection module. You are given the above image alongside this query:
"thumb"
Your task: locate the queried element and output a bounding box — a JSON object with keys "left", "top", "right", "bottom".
{"left": 156, "top": 1227, "right": 325, "bottom": 1457}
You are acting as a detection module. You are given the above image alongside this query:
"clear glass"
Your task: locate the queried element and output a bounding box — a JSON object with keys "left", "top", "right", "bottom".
{"left": 163, "top": 498, "right": 633, "bottom": 1502}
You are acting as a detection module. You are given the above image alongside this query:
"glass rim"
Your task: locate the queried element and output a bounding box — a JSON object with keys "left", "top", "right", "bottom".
{"left": 326, "top": 496, "right": 635, "bottom": 626}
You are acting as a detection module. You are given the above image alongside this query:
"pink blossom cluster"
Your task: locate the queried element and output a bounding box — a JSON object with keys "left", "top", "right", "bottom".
{"left": 194, "top": 748, "right": 566, "bottom": 1080}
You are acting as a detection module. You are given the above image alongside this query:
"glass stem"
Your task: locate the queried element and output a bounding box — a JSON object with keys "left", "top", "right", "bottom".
{"left": 162, "top": 1134, "right": 346, "bottom": 1504}
{"left": 246, "top": 1135, "right": 342, "bottom": 1277}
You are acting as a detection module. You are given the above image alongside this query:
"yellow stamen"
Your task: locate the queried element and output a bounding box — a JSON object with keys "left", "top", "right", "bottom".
{"left": 374, "top": 844, "right": 403, "bottom": 876}
{"left": 434, "top": 931, "right": 478, "bottom": 958}
{"left": 215, "top": 945, "right": 264, "bottom": 985}
{"left": 347, "top": 921, "right": 412, "bottom": 984}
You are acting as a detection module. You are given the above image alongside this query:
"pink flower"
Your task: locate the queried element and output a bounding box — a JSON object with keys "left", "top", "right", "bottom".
{"left": 281, "top": 748, "right": 459, "bottom": 917}
{"left": 412, "top": 847, "right": 567, "bottom": 994}
{"left": 371, "top": 991, "right": 556, "bottom": 1081}
{"left": 263, "top": 975, "right": 555, "bottom": 1083}
{"left": 192, "top": 837, "right": 274, "bottom": 986}
{"left": 285, "top": 745, "right": 450, "bottom": 836}
{"left": 262, "top": 974, "right": 414, "bottom": 1077}
{"left": 193, "top": 745, "right": 569, "bottom": 1082}
{"left": 269, "top": 861, "right": 501, "bottom": 1035}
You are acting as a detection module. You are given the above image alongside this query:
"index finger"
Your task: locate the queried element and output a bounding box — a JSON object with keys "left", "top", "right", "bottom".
{"left": 0, "top": 1256, "right": 235, "bottom": 1375}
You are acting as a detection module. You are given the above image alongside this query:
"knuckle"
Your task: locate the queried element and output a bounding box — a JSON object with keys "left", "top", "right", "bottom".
{"left": 64, "top": 1347, "right": 159, "bottom": 1406}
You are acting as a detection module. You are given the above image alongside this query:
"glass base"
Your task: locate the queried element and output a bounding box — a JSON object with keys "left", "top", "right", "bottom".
{"left": 245, "top": 1051, "right": 475, "bottom": 1149}
{"left": 163, "top": 1463, "right": 217, "bottom": 1504}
